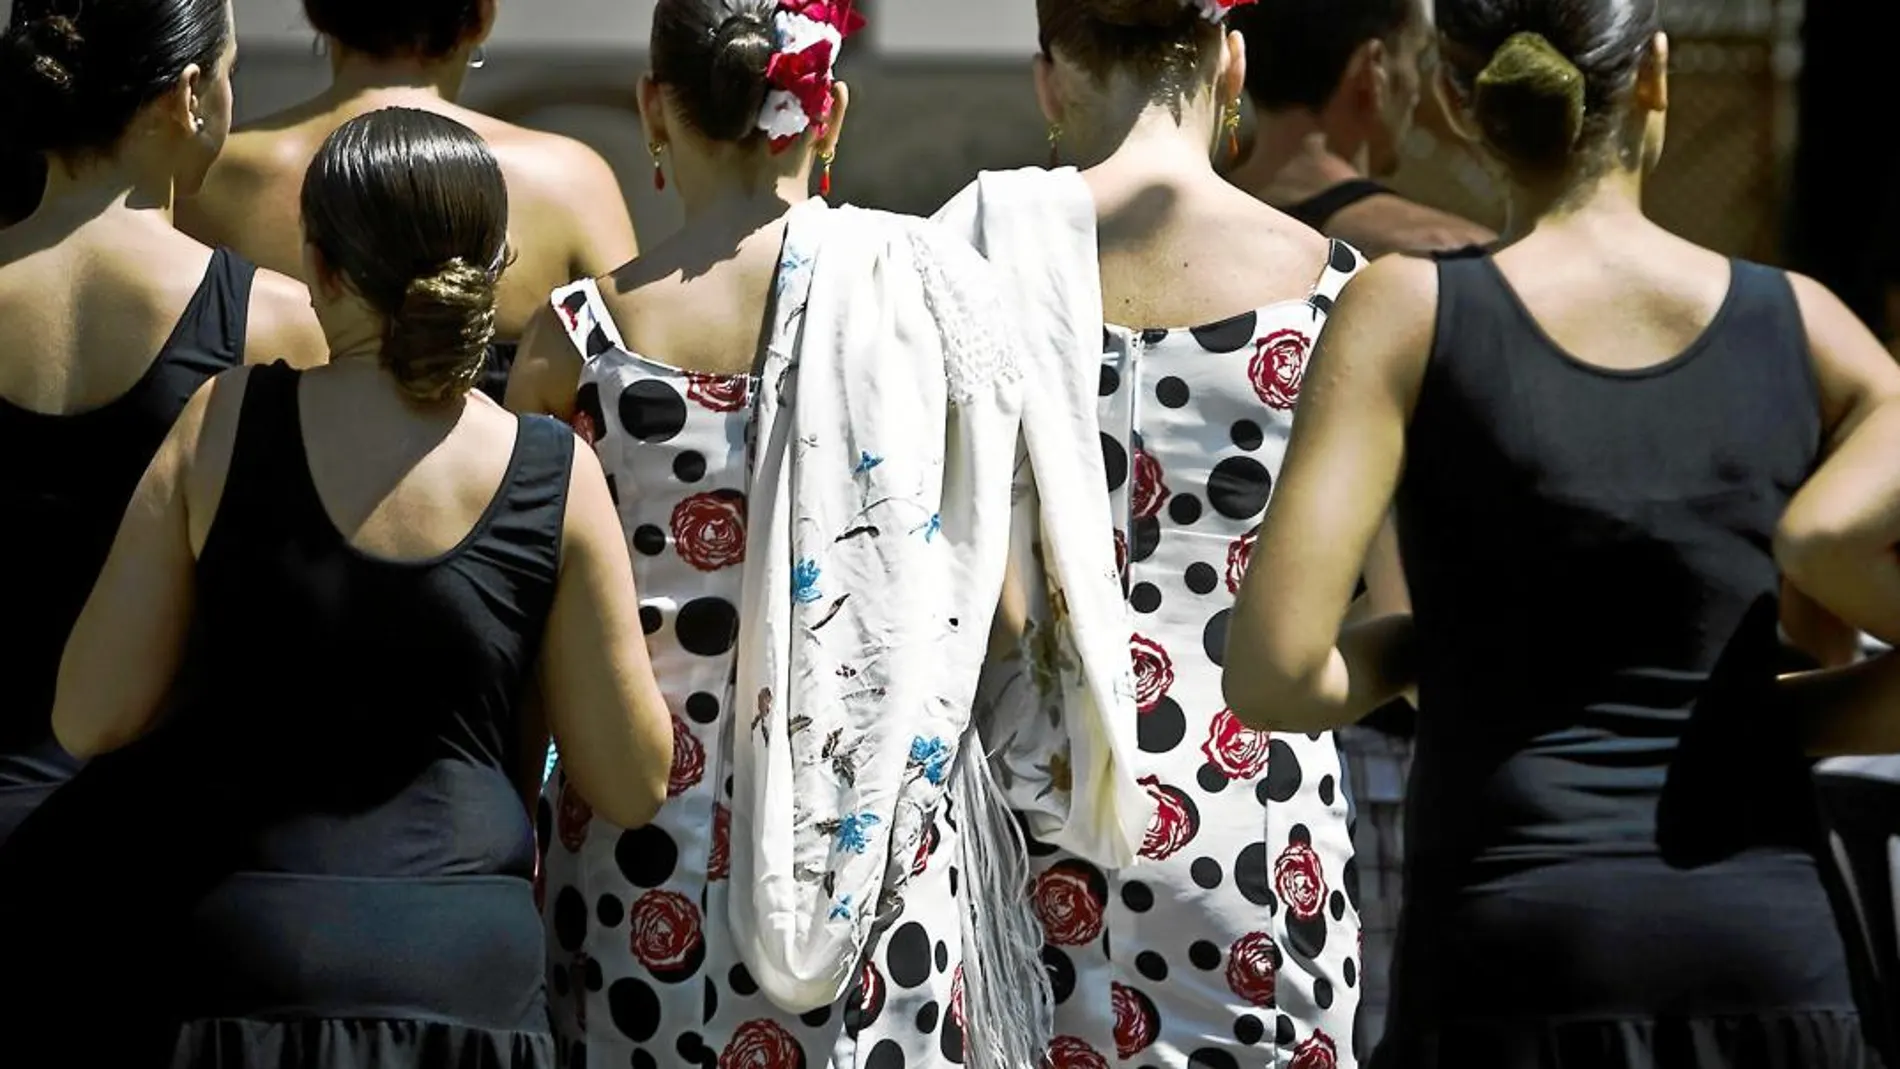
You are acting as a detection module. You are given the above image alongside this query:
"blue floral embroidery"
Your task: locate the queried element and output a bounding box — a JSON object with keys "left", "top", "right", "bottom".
{"left": 909, "top": 735, "right": 952, "bottom": 785}
{"left": 792, "top": 559, "right": 822, "bottom": 605}
{"left": 833, "top": 811, "right": 881, "bottom": 854}
{"left": 829, "top": 894, "right": 854, "bottom": 920}
{"left": 913, "top": 513, "right": 941, "bottom": 542}
{"left": 853, "top": 451, "right": 883, "bottom": 475}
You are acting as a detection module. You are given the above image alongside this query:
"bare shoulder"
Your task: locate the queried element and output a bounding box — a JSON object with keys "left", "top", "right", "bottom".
{"left": 1319, "top": 253, "right": 1440, "bottom": 376}
{"left": 244, "top": 268, "right": 326, "bottom": 368}
{"left": 482, "top": 121, "right": 622, "bottom": 206}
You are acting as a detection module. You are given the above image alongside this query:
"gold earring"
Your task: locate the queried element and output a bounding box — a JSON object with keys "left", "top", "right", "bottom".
{"left": 819, "top": 148, "right": 835, "bottom": 197}
{"left": 649, "top": 141, "right": 666, "bottom": 192}
{"left": 1223, "top": 100, "right": 1242, "bottom": 162}
{"left": 1047, "top": 122, "right": 1064, "bottom": 168}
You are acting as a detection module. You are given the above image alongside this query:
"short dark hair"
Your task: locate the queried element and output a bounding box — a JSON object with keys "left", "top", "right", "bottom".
{"left": 1437, "top": 0, "right": 1660, "bottom": 173}
{"left": 1233, "top": 0, "right": 1414, "bottom": 112}
{"left": 650, "top": 0, "right": 781, "bottom": 144}
{"left": 300, "top": 108, "right": 510, "bottom": 402}
{"left": 303, "top": 0, "right": 484, "bottom": 60}
{"left": 0, "top": 0, "right": 229, "bottom": 157}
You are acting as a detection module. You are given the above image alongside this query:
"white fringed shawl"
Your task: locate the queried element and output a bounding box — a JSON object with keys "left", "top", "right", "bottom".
{"left": 934, "top": 168, "right": 1152, "bottom": 869}
{"left": 727, "top": 200, "right": 1043, "bottom": 1056}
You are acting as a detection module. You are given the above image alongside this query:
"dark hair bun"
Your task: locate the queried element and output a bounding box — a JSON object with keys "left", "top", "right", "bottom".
{"left": 1471, "top": 31, "right": 1588, "bottom": 170}
{"left": 1078, "top": 0, "right": 1196, "bottom": 28}
{"left": 0, "top": 16, "right": 87, "bottom": 148}
{"left": 702, "top": 12, "right": 775, "bottom": 141}
{"left": 385, "top": 258, "right": 498, "bottom": 402}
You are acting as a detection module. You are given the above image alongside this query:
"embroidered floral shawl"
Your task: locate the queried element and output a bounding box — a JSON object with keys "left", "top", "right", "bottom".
{"left": 727, "top": 199, "right": 1026, "bottom": 1016}
{"left": 934, "top": 167, "right": 1152, "bottom": 869}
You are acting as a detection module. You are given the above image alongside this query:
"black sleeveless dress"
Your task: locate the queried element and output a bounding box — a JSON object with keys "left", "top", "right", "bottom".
{"left": 1377, "top": 255, "right": 1878, "bottom": 1067}
{"left": 0, "top": 247, "right": 252, "bottom": 845}
{"left": 158, "top": 361, "right": 569, "bottom": 1067}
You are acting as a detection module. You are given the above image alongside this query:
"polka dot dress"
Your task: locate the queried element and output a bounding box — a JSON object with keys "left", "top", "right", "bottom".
{"left": 537, "top": 279, "right": 967, "bottom": 1069}
{"left": 1030, "top": 240, "right": 1367, "bottom": 1069}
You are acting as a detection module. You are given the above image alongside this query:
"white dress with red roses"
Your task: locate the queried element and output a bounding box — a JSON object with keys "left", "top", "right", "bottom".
{"left": 536, "top": 277, "right": 968, "bottom": 1069}
{"left": 1027, "top": 239, "right": 1367, "bottom": 1069}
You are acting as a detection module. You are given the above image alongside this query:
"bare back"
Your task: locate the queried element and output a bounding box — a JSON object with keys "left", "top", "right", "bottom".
{"left": 1086, "top": 167, "right": 1332, "bottom": 327}
{"left": 590, "top": 215, "right": 791, "bottom": 378}
{"left": 178, "top": 92, "right": 638, "bottom": 342}
{"left": 1487, "top": 221, "right": 1734, "bottom": 373}
{"left": 0, "top": 210, "right": 323, "bottom": 413}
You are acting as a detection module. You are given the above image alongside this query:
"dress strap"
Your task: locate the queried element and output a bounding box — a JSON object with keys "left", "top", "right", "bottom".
{"left": 1283, "top": 178, "right": 1394, "bottom": 230}
{"left": 204, "top": 361, "right": 314, "bottom": 559}
{"left": 1308, "top": 239, "right": 1367, "bottom": 319}
{"left": 548, "top": 278, "right": 628, "bottom": 364}
{"left": 474, "top": 413, "right": 574, "bottom": 598}
{"left": 161, "top": 247, "right": 257, "bottom": 369}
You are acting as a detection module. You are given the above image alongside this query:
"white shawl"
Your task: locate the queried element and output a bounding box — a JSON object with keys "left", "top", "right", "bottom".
{"left": 727, "top": 200, "right": 1033, "bottom": 1028}
{"left": 934, "top": 168, "right": 1151, "bottom": 868}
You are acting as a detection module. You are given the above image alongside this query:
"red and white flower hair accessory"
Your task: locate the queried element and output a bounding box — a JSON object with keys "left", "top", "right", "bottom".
{"left": 1191, "top": 0, "right": 1258, "bottom": 20}
{"left": 758, "top": 0, "right": 865, "bottom": 153}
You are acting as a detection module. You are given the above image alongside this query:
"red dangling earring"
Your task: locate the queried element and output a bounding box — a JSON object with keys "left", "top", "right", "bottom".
{"left": 819, "top": 149, "right": 834, "bottom": 197}
{"left": 649, "top": 141, "right": 666, "bottom": 192}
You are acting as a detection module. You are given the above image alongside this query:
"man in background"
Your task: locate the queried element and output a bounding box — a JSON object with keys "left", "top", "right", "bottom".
{"left": 1226, "top": 0, "right": 1493, "bottom": 258}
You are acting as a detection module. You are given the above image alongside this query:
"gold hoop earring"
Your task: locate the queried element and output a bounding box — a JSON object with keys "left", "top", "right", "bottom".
{"left": 649, "top": 141, "right": 666, "bottom": 192}
{"left": 1047, "top": 122, "right": 1064, "bottom": 168}
{"left": 818, "top": 148, "right": 835, "bottom": 197}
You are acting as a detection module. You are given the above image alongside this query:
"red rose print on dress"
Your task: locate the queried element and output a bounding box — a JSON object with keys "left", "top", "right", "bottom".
{"left": 1226, "top": 931, "right": 1279, "bottom": 1009}
{"left": 668, "top": 715, "right": 706, "bottom": 797}
{"left": 849, "top": 957, "right": 886, "bottom": 1031}
{"left": 950, "top": 963, "right": 967, "bottom": 1031}
{"left": 671, "top": 490, "right": 747, "bottom": 572}
{"left": 912, "top": 820, "right": 940, "bottom": 877}
{"left": 557, "top": 775, "right": 593, "bottom": 852}
{"left": 1275, "top": 840, "right": 1330, "bottom": 922}
{"left": 1034, "top": 859, "right": 1108, "bottom": 946}
{"left": 569, "top": 408, "right": 600, "bottom": 446}
{"left": 709, "top": 803, "right": 731, "bottom": 880}
{"left": 1202, "top": 707, "right": 1271, "bottom": 780}
{"left": 1249, "top": 328, "right": 1313, "bottom": 411}
{"left": 1046, "top": 1036, "right": 1109, "bottom": 1069}
{"left": 1290, "top": 1030, "right": 1339, "bottom": 1069}
{"left": 1110, "top": 982, "right": 1159, "bottom": 1057}
{"left": 629, "top": 889, "right": 705, "bottom": 974}
{"left": 1131, "top": 448, "right": 1171, "bottom": 520}
{"left": 687, "top": 372, "right": 749, "bottom": 413}
{"left": 1138, "top": 775, "right": 1199, "bottom": 860}
{"left": 719, "top": 1018, "right": 804, "bottom": 1069}
{"left": 1129, "top": 633, "right": 1175, "bottom": 714}
{"left": 1225, "top": 525, "right": 1258, "bottom": 594}
{"left": 1112, "top": 529, "right": 1129, "bottom": 580}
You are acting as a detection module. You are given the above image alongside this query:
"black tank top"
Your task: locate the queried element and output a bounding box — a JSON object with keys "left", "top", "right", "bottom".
{"left": 1283, "top": 178, "right": 1393, "bottom": 230}
{"left": 0, "top": 247, "right": 253, "bottom": 790}
{"left": 1381, "top": 254, "right": 1871, "bottom": 1046}
{"left": 1397, "top": 254, "right": 1822, "bottom": 872}
{"left": 189, "top": 361, "right": 570, "bottom": 878}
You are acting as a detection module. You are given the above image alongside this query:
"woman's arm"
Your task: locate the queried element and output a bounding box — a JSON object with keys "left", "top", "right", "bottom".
{"left": 1784, "top": 651, "right": 1900, "bottom": 756}
{"left": 1775, "top": 273, "right": 1900, "bottom": 645}
{"left": 537, "top": 442, "right": 673, "bottom": 829}
{"left": 1222, "top": 256, "right": 1435, "bottom": 732}
{"left": 52, "top": 370, "right": 244, "bottom": 756}
{"left": 504, "top": 303, "right": 584, "bottom": 420}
